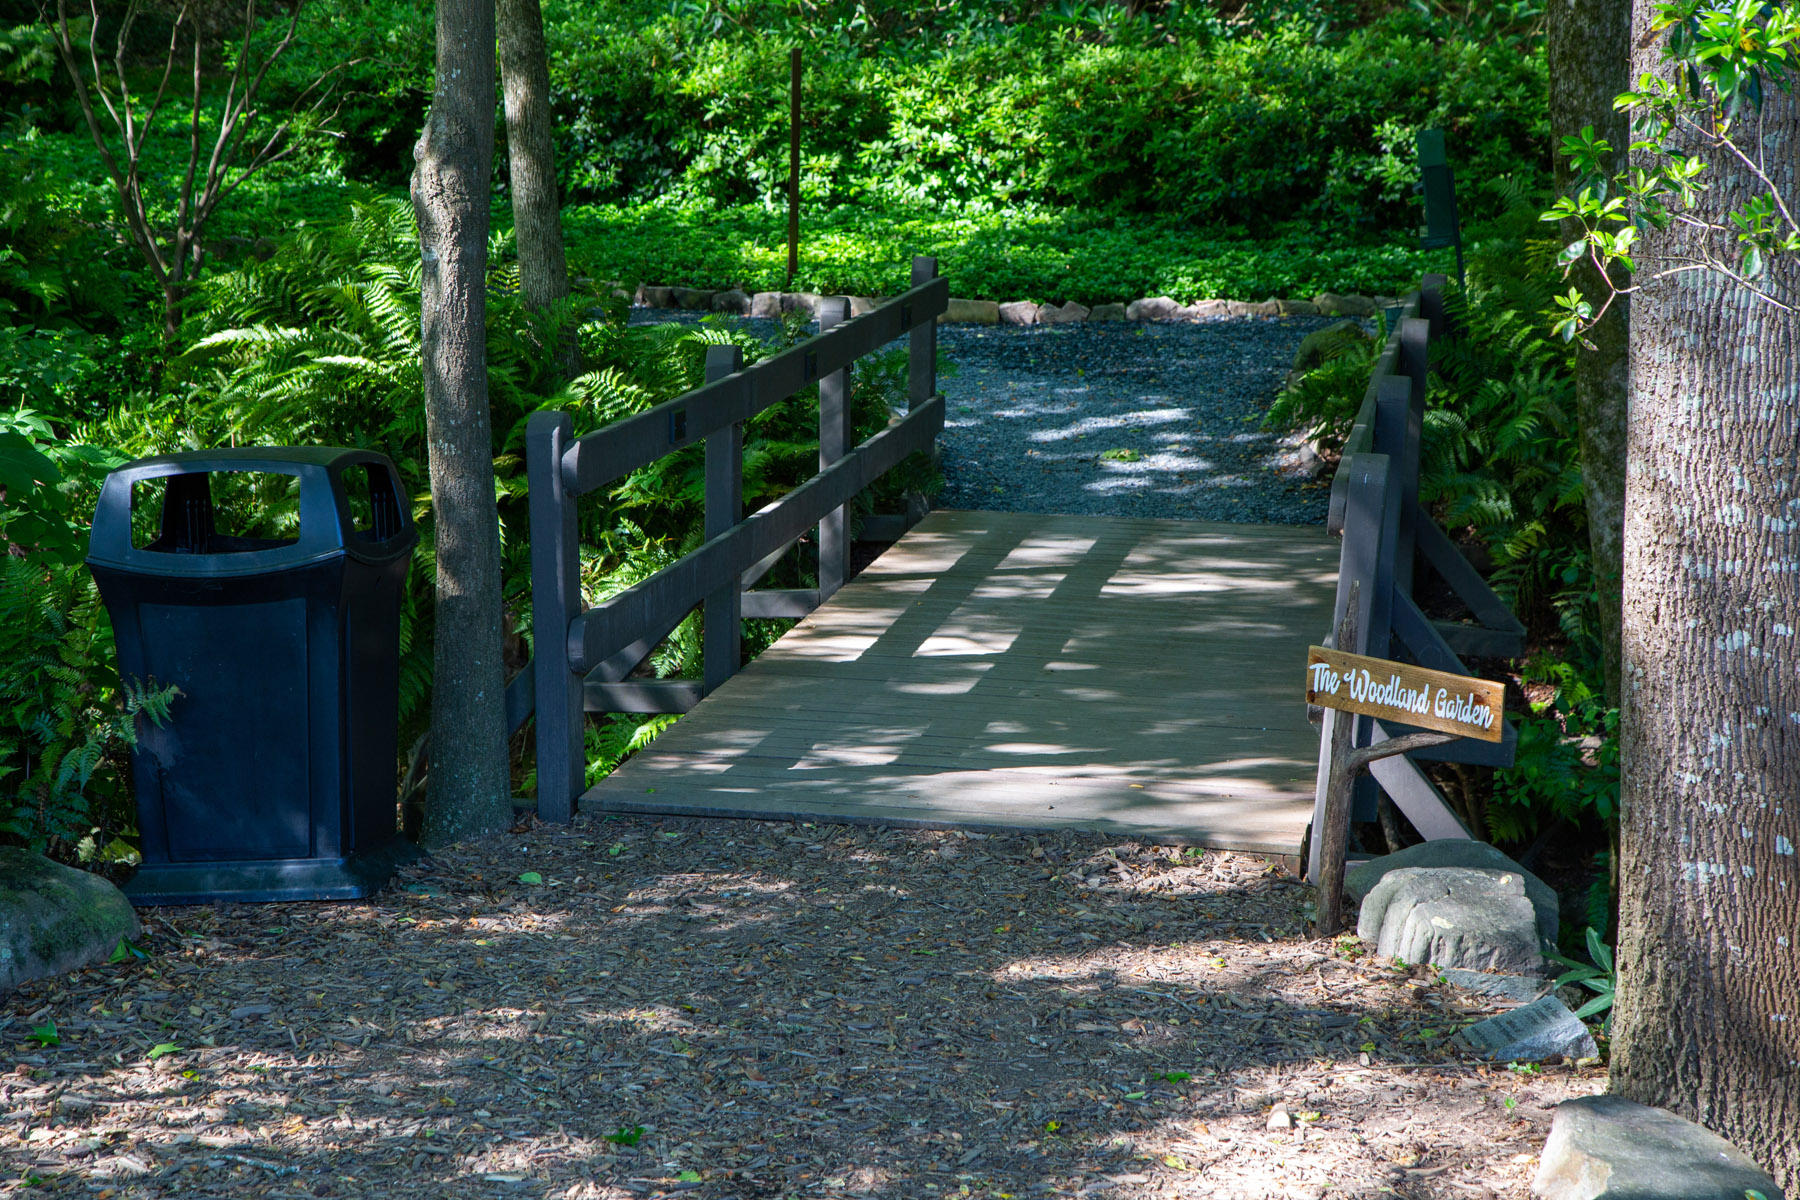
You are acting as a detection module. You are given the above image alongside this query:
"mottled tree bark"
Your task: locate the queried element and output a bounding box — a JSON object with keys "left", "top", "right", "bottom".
{"left": 411, "top": 0, "right": 511, "bottom": 847}
{"left": 1611, "top": 3, "right": 1800, "bottom": 1185}
{"left": 1547, "top": 0, "right": 1630, "bottom": 705}
{"left": 497, "top": 0, "right": 570, "bottom": 320}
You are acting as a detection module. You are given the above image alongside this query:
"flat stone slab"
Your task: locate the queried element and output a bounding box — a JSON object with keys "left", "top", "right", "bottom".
{"left": 1358, "top": 866, "right": 1545, "bottom": 974}
{"left": 1, "top": 847, "right": 138, "bottom": 992}
{"left": 1440, "top": 967, "right": 1549, "bottom": 1003}
{"left": 1348, "top": 840, "right": 1559, "bottom": 943}
{"left": 1458, "top": 994, "right": 1598, "bottom": 1063}
{"left": 1533, "top": 1094, "right": 1783, "bottom": 1199}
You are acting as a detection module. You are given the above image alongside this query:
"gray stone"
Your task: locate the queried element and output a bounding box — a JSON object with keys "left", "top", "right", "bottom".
{"left": 998, "top": 300, "right": 1040, "bottom": 326}
{"left": 1183, "top": 299, "right": 1231, "bottom": 319}
{"left": 635, "top": 284, "right": 675, "bottom": 309}
{"left": 1126, "top": 296, "right": 1182, "bottom": 322}
{"left": 750, "top": 291, "right": 783, "bottom": 319}
{"left": 1088, "top": 303, "right": 1128, "bottom": 322}
{"left": 712, "top": 288, "right": 751, "bottom": 315}
{"left": 1532, "top": 1095, "right": 1782, "bottom": 1199}
{"left": 848, "top": 295, "right": 879, "bottom": 317}
{"left": 1313, "top": 291, "right": 1378, "bottom": 317}
{"left": 1278, "top": 298, "right": 1322, "bottom": 316}
{"left": 670, "top": 286, "right": 714, "bottom": 310}
{"left": 1246, "top": 297, "right": 1283, "bottom": 317}
{"left": 1040, "top": 301, "right": 1089, "bottom": 325}
{"left": 1440, "top": 968, "right": 1549, "bottom": 1003}
{"left": 1357, "top": 866, "right": 1544, "bottom": 974}
{"left": 1225, "top": 300, "right": 1256, "bottom": 317}
{"left": 1, "top": 847, "right": 139, "bottom": 993}
{"left": 1347, "top": 840, "right": 1558, "bottom": 944}
{"left": 1291, "top": 319, "right": 1374, "bottom": 377}
{"left": 941, "top": 297, "right": 1001, "bottom": 325}
{"left": 1458, "top": 995, "right": 1597, "bottom": 1063}
{"left": 781, "top": 292, "right": 820, "bottom": 316}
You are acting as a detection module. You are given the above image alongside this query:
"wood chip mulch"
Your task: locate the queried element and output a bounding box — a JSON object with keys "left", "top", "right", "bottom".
{"left": 2, "top": 816, "right": 1604, "bottom": 1199}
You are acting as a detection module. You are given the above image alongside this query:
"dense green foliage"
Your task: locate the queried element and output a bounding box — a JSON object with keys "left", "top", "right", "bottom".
{"left": 1, "top": 0, "right": 1565, "bottom": 864}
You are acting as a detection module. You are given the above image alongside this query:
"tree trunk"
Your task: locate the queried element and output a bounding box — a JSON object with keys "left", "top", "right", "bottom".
{"left": 497, "top": 0, "right": 570, "bottom": 318}
{"left": 1610, "top": 5, "right": 1800, "bottom": 1185}
{"left": 411, "top": 0, "right": 512, "bottom": 847}
{"left": 1546, "top": 0, "right": 1630, "bottom": 705}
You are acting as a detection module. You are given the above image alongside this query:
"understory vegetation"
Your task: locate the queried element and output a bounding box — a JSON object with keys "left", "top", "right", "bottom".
{"left": 0, "top": 0, "right": 1614, "bottom": 944}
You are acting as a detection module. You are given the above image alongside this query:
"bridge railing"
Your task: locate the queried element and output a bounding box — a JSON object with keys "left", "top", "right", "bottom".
{"left": 525, "top": 256, "right": 949, "bottom": 822}
{"left": 1307, "top": 273, "right": 1526, "bottom": 880}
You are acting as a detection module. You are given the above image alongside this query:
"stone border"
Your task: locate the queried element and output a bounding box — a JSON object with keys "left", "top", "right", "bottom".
{"left": 616, "top": 283, "right": 1398, "bottom": 324}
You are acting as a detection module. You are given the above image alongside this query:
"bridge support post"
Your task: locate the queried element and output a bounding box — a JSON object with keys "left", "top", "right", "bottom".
{"left": 817, "top": 298, "right": 852, "bottom": 602}
{"left": 908, "top": 257, "right": 938, "bottom": 412}
{"left": 704, "top": 345, "right": 745, "bottom": 694}
{"left": 527, "top": 410, "right": 584, "bottom": 823}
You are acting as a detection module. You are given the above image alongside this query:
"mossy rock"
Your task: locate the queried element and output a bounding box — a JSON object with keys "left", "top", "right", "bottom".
{"left": 0, "top": 847, "right": 139, "bottom": 993}
{"left": 1289, "top": 318, "right": 1373, "bottom": 375}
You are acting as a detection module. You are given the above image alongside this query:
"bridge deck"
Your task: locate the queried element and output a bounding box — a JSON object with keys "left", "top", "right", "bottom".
{"left": 584, "top": 509, "right": 1337, "bottom": 856}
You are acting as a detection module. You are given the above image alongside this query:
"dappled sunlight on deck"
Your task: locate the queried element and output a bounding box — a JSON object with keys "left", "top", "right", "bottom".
{"left": 586, "top": 510, "right": 1337, "bottom": 856}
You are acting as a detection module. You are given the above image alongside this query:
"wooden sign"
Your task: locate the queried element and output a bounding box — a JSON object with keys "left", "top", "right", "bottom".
{"left": 1306, "top": 645, "right": 1504, "bottom": 742}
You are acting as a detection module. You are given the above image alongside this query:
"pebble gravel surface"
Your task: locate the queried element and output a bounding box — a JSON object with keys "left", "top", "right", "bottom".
{"left": 630, "top": 310, "right": 1337, "bottom": 526}
{"left": 935, "top": 318, "right": 1335, "bottom": 525}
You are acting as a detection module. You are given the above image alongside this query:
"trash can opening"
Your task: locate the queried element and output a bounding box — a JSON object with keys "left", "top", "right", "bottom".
{"left": 130, "top": 469, "right": 302, "bottom": 554}
{"left": 338, "top": 460, "right": 406, "bottom": 545}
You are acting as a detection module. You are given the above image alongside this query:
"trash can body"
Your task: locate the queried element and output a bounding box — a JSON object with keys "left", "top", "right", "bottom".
{"left": 87, "top": 448, "right": 417, "bottom": 904}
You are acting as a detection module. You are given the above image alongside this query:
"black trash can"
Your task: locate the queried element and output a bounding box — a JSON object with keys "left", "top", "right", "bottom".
{"left": 86, "top": 447, "right": 417, "bottom": 904}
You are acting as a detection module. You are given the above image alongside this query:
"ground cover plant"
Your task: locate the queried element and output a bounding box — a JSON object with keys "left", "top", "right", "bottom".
{"left": 1, "top": 0, "right": 1567, "bottom": 872}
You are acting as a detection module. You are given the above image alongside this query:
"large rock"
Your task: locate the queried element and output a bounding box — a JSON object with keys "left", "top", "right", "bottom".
{"left": 1278, "top": 298, "right": 1322, "bottom": 316}
{"left": 1348, "top": 840, "right": 1558, "bottom": 944}
{"left": 1440, "top": 967, "right": 1547, "bottom": 1003}
{"left": 1088, "top": 303, "right": 1128, "bottom": 322}
{"left": 1313, "top": 291, "right": 1378, "bottom": 317}
{"left": 712, "top": 288, "right": 751, "bottom": 315}
{"left": 1039, "top": 301, "right": 1088, "bottom": 324}
{"left": 670, "top": 286, "right": 714, "bottom": 310}
{"left": 1291, "top": 319, "right": 1374, "bottom": 377}
{"left": 781, "top": 291, "right": 820, "bottom": 316}
{"left": 750, "top": 291, "right": 783, "bottom": 319}
{"left": 1357, "top": 866, "right": 1544, "bottom": 974}
{"left": 1, "top": 848, "right": 138, "bottom": 993}
{"left": 1126, "top": 296, "right": 1183, "bottom": 321}
{"left": 998, "top": 300, "right": 1039, "bottom": 326}
{"left": 1183, "top": 299, "right": 1231, "bottom": 319}
{"left": 1533, "top": 1095, "right": 1783, "bottom": 1199}
{"left": 847, "top": 295, "right": 879, "bottom": 317}
{"left": 635, "top": 284, "right": 675, "bottom": 309}
{"left": 1458, "top": 994, "right": 1598, "bottom": 1062}
{"left": 941, "top": 297, "right": 1001, "bottom": 325}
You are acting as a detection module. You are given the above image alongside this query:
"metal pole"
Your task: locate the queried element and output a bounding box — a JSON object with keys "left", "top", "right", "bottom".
{"left": 787, "top": 47, "right": 801, "bottom": 290}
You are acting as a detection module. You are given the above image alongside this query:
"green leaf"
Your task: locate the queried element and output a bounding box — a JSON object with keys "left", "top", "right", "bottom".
{"left": 518, "top": 871, "right": 543, "bottom": 885}
{"left": 146, "top": 1042, "right": 183, "bottom": 1060}
{"left": 677, "top": 1170, "right": 702, "bottom": 1182}
{"left": 604, "top": 1124, "right": 644, "bottom": 1146}
{"left": 1099, "top": 448, "right": 1141, "bottom": 462}
{"left": 27, "top": 1022, "right": 59, "bottom": 1048}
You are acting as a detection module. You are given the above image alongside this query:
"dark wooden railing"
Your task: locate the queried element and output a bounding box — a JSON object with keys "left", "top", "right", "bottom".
{"left": 524, "top": 256, "right": 949, "bottom": 821}
{"left": 1307, "top": 274, "right": 1526, "bottom": 880}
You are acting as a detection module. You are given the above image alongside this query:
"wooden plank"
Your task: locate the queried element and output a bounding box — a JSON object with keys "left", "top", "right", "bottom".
{"left": 585, "top": 680, "right": 702, "bottom": 715}
{"left": 1306, "top": 646, "right": 1504, "bottom": 742}
{"left": 562, "top": 275, "right": 950, "bottom": 495}
{"left": 583, "top": 510, "right": 1334, "bottom": 853}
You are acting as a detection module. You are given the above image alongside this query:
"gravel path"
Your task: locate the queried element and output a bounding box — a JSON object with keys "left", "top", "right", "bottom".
{"left": 935, "top": 318, "right": 1335, "bottom": 524}
{"left": 628, "top": 311, "right": 1337, "bottom": 525}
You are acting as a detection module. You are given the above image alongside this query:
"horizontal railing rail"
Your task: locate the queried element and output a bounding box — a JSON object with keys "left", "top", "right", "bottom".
{"left": 524, "top": 256, "right": 949, "bottom": 822}
{"left": 1307, "top": 273, "right": 1526, "bottom": 881}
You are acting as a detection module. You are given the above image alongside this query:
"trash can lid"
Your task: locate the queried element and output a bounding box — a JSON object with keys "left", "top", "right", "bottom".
{"left": 86, "top": 446, "right": 417, "bottom": 577}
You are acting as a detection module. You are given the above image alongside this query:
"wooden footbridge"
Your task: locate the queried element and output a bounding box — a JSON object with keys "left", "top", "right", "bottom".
{"left": 517, "top": 261, "right": 1520, "bottom": 868}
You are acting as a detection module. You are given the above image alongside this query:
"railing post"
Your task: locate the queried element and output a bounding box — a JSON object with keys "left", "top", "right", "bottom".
{"left": 703, "top": 344, "right": 745, "bottom": 694}
{"left": 1308, "top": 448, "right": 1400, "bottom": 882}
{"left": 908, "top": 256, "right": 938, "bottom": 412}
{"left": 817, "top": 297, "right": 852, "bottom": 601}
{"left": 1374, "top": 367, "right": 1424, "bottom": 599}
{"left": 1420, "top": 272, "right": 1451, "bottom": 341}
{"left": 527, "top": 409, "right": 584, "bottom": 823}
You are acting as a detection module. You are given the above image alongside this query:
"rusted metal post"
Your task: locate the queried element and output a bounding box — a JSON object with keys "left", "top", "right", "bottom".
{"left": 787, "top": 47, "right": 801, "bottom": 290}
